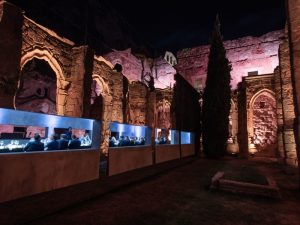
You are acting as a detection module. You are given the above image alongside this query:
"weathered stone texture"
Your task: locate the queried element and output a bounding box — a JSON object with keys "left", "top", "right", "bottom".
{"left": 65, "top": 46, "right": 93, "bottom": 117}
{"left": 21, "top": 17, "right": 75, "bottom": 115}
{"left": 22, "top": 18, "right": 73, "bottom": 77}
{"left": 155, "top": 89, "right": 173, "bottom": 129}
{"left": 286, "top": 0, "right": 300, "bottom": 167}
{"left": 277, "top": 29, "right": 298, "bottom": 167}
{"left": 104, "top": 49, "right": 143, "bottom": 82}
{"left": 239, "top": 74, "right": 278, "bottom": 157}
{"left": 177, "top": 30, "right": 284, "bottom": 90}
{"left": 0, "top": 1, "right": 23, "bottom": 108}
{"left": 128, "top": 82, "right": 148, "bottom": 125}
{"left": 104, "top": 49, "right": 176, "bottom": 89}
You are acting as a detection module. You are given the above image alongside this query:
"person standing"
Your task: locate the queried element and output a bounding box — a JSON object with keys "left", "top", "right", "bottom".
{"left": 65, "top": 127, "right": 72, "bottom": 140}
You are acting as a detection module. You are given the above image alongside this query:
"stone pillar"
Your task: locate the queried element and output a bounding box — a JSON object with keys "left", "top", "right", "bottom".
{"left": 0, "top": 1, "right": 23, "bottom": 108}
{"left": 64, "top": 46, "right": 93, "bottom": 117}
{"left": 274, "top": 66, "right": 285, "bottom": 162}
{"left": 111, "top": 71, "right": 124, "bottom": 123}
{"left": 100, "top": 94, "right": 113, "bottom": 156}
{"left": 237, "top": 81, "right": 249, "bottom": 158}
{"left": 286, "top": 0, "right": 300, "bottom": 168}
{"left": 147, "top": 91, "right": 156, "bottom": 163}
{"left": 278, "top": 30, "right": 298, "bottom": 167}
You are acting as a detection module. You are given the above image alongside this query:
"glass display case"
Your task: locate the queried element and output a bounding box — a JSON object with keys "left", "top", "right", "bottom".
{"left": 109, "top": 122, "right": 151, "bottom": 147}
{"left": 181, "top": 131, "right": 195, "bottom": 144}
{"left": 0, "top": 108, "right": 100, "bottom": 153}
{"left": 155, "top": 128, "right": 179, "bottom": 145}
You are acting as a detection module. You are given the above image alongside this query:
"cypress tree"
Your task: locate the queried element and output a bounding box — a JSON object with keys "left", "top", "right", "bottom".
{"left": 202, "top": 15, "right": 232, "bottom": 158}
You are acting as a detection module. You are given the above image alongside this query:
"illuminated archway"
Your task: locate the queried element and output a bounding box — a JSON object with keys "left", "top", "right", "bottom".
{"left": 18, "top": 49, "right": 66, "bottom": 115}
{"left": 15, "top": 58, "right": 57, "bottom": 114}
{"left": 248, "top": 89, "right": 277, "bottom": 155}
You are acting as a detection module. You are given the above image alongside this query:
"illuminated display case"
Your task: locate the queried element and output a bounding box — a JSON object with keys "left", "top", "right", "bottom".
{"left": 155, "top": 128, "right": 179, "bottom": 145}
{"left": 181, "top": 131, "right": 195, "bottom": 144}
{"left": 109, "top": 122, "right": 151, "bottom": 147}
{"left": 0, "top": 108, "right": 100, "bottom": 153}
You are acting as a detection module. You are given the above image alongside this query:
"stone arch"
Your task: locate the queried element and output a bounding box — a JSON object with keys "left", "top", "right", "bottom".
{"left": 92, "top": 74, "right": 110, "bottom": 95}
{"left": 15, "top": 58, "right": 57, "bottom": 114}
{"left": 248, "top": 89, "right": 277, "bottom": 156}
{"left": 91, "top": 74, "right": 112, "bottom": 156}
{"left": 20, "top": 49, "right": 65, "bottom": 82}
{"left": 90, "top": 75, "right": 110, "bottom": 121}
{"left": 18, "top": 49, "right": 66, "bottom": 115}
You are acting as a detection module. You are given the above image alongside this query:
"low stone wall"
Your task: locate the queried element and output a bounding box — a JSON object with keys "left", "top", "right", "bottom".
{"left": 108, "top": 146, "right": 153, "bottom": 176}
{"left": 155, "top": 144, "right": 180, "bottom": 164}
{"left": 181, "top": 144, "right": 195, "bottom": 157}
{"left": 0, "top": 149, "right": 100, "bottom": 203}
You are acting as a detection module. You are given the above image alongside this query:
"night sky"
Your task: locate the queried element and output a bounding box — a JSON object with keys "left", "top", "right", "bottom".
{"left": 109, "top": 0, "right": 286, "bottom": 52}
{"left": 9, "top": 0, "right": 286, "bottom": 54}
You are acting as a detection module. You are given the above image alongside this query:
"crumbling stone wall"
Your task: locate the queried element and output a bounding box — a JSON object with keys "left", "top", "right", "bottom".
{"left": 0, "top": 1, "right": 23, "bottom": 108}
{"left": 128, "top": 82, "right": 149, "bottom": 125}
{"left": 21, "top": 17, "right": 74, "bottom": 115}
{"left": 274, "top": 67, "right": 284, "bottom": 161}
{"left": 239, "top": 74, "right": 277, "bottom": 157}
{"left": 286, "top": 0, "right": 300, "bottom": 168}
{"left": 104, "top": 49, "right": 176, "bottom": 89}
{"left": 155, "top": 89, "right": 173, "bottom": 129}
{"left": 92, "top": 56, "right": 125, "bottom": 155}
{"left": 276, "top": 28, "right": 298, "bottom": 167}
{"left": 177, "top": 30, "right": 284, "bottom": 90}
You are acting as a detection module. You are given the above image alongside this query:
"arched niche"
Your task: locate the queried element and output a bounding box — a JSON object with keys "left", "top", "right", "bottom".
{"left": 90, "top": 75, "right": 110, "bottom": 120}
{"left": 15, "top": 57, "right": 57, "bottom": 114}
{"left": 248, "top": 89, "right": 277, "bottom": 155}
{"left": 19, "top": 49, "right": 66, "bottom": 115}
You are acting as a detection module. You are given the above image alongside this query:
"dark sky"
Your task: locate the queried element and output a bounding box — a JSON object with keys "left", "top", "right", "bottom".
{"left": 108, "top": 0, "right": 286, "bottom": 52}
{"left": 9, "top": 0, "right": 286, "bottom": 54}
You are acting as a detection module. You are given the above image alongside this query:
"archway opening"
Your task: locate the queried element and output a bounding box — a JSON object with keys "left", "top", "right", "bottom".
{"left": 15, "top": 58, "right": 57, "bottom": 114}
{"left": 251, "top": 93, "right": 277, "bottom": 156}
{"left": 89, "top": 80, "right": 104, "bottom": 120}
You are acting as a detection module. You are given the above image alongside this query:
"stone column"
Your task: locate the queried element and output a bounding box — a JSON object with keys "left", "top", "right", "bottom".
{"left": 100, "top": 94, "right": 113, "bottom": 156}
{"left": 278, "top": 31, "right": 297, "bottom": 167}
{"left": 237, "top": 81, "right": 249, "bottom": 158}
{"left": 147, "top": 91, "right": 156, "bottom": 163}
{"left": 64, "top": 46, "right": 93, "bottom": 117}
{"left": 274, "top": 66, "right": 285, "bottom": 162}
{"left": 286, "top": 0, "right": 300, "bottom": 168}
{"left": 0, "top": 1, "right": 23, "bottom": 108}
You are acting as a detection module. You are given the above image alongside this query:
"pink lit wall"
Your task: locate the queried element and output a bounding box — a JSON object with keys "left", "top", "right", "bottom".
{"left": 104, "top": 49, "right": 176, "bottom": 89}
{"left": 176, "top": 30, "right": 284, "bottom": 90}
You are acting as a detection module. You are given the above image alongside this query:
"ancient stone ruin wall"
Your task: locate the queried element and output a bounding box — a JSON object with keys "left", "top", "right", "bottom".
{"left": 0, "top": 1, "right": 23, "bottom": 108}
{"left": 127, "top": 82, "right": 149, "bottom": 125}
{"left": 176, "top": 30, "right": 284, "bottom": 90}
{"left": 104, "top": 49, "right": 176, "bottom": 89}
{"left": 277, "top": 28, "right": 297, "bottom": 167}
{"left": 104, "top": 49, "right": 143, "bottom": 82}
{"left": 155, "top": 89, "right": 173, "bottom": 129}
{"left": 153, "top": 57, "right": 176, "bottom": 89}
{"left": 22, "top": 16, "right": 81, "bottom": 116}
{"left": 240, "top": 74, "right": 277, "bottom": 157}
{"left": 286, "top": 0, "right": 300, "bottom": 168}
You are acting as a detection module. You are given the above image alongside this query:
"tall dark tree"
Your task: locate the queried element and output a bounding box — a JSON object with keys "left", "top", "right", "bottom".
{"left": 202, "top": 15, "right": 232, "bottom": 158}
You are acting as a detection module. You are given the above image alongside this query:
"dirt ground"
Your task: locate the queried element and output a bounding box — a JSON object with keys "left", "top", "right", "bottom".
{"left": 27, "top": 158, "right": 300, "bottom": 225}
